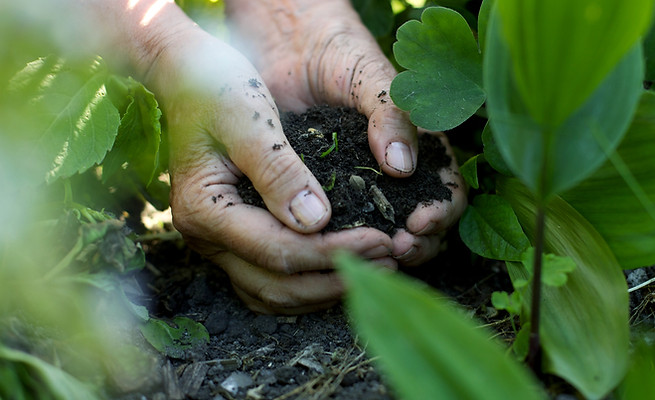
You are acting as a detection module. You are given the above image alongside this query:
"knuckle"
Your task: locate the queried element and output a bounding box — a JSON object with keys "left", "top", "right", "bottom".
{"left": 251, "top": 151, "right": 306, "bottom": 198}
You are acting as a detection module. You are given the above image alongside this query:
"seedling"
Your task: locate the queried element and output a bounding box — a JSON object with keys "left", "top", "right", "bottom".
{"left": 320, "top": 131, "right": 338, "bottom": 157}
{"left": 354, "top": 166, "right": 383, "bottom": 175}
{"left": 322, "top": 171, "right": 336, "bottom": 191}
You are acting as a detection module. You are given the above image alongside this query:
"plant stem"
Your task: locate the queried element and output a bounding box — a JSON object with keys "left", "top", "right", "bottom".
{"left": 527, "top": 205, "right": 546, "bottom": 371}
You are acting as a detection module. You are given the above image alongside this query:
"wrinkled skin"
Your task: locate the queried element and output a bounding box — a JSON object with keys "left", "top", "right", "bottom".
{"left": 91, "top": 0, "right": 466, "bottom": 314}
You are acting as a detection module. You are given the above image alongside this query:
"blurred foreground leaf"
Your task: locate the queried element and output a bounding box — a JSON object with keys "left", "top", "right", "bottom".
{"left": 0, "top": 345, "right": 100, "bottom": 400}
{"left": 337, "top": 252, "right": 545, "bottom": 400}
{"left": 562, "top": 92, "right": 655, "bottom": 269}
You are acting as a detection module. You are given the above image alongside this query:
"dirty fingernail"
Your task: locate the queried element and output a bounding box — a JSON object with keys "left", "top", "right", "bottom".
{"left": 385, "top": 142, "right": 414, "bottom": 173}
{"left": 290, "top": 190, "right": 328, "bottom": 227}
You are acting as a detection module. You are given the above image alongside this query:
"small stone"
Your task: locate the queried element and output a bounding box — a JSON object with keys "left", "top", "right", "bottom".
{"left": 369, "top": 185, "right": 395, "bottom": 223}
{"left": 204, "top": 310, "right": 227, "bottom": 335}
{"left": 349, "top": 175, "right": 366, "bottom": 192}
{"left": 220, "top": 371, "right": 254, "bottom": 395}
{"left": 251, "top": 315, "right": 278, "bottom": 335}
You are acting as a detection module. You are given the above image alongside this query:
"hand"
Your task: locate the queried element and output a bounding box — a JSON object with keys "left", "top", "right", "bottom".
{"left": 144, "top": 25, "right": 393, "bottom": 314}
{"left": 225, "top": 0, "right": 467, "bottom": 267}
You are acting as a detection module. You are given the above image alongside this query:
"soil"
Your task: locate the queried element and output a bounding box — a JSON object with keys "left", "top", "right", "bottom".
{"left": 118, "top": 226, "right": 513, "bottom": 400}
{"left": 237, "top": 105, "right": 454, "bottom": 234}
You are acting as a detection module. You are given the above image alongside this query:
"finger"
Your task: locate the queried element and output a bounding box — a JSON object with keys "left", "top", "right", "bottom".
{"left": 217, "top": 252, "right": 344, "bottom": 315}
{"left": 170, "top": 155, "right": 392, "bottom": 274}
{"left": 159, "top": 35, "right": 332, "bottom": 233}
{"left": 392, "top": 230, "right": 443, "bottom": 267}
{"left": 405, "top": 132, "right": 468, "bottom": 235}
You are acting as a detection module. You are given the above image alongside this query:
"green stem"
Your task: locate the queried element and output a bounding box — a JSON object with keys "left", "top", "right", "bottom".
{"left": 527, "top": 205, "right": 546, "bottom": 371}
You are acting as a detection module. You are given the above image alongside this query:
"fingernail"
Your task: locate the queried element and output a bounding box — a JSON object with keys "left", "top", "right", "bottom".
{"left": 394, "top": 245, "right": 417, "bottom": 262}
{"left": 385, "top": 142, "right": 414, "bottom": 173}
{"left": 290, "top": 190, "right": 328, "bottom": 227}
{"left": 361, "top": 244, "right": 392, "bottom": 259}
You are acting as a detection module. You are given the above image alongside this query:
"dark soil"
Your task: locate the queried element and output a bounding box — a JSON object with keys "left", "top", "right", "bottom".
{"left": 117, "top": 226, "right": 513, "bottom": 400}
{"left": 237, "top": 105, "right": 454, "bottom": 234}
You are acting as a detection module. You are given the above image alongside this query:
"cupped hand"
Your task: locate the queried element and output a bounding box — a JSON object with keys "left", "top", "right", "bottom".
{"left": 225, "top": 0, "right": 467, "bottom": 267}
{"left": 145, "top": 26, "right": 393, "bottom": 314}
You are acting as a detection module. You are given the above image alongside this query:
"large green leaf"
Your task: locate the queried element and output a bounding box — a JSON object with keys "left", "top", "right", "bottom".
{"left": 9, "top": 56, "right": 120, "bottom": 183}
{"left": 337, "top": 252, "right": 546, "bottom": 400}
{"left": 102, "top": 77, "right": 162, "bottom": 187}
{"left": 562, "top": 91, "right": 655, "bottom": 269}
{"left": 390, "top": 7, "right": 485, "bottom": 131}
{"left": 498, "top": 178, "right": 629, "bottom": 399}
{"left": 459, "top": 194, "right": 530, "bottom": 261}
{"left": 496, "top": 0, "right": 653, "bottom": 127}
{"left": 139, "top": 316, "right": 209, "bottom": 359}
{"left": 485, "top": 7, "right": 644, "bottom": 198}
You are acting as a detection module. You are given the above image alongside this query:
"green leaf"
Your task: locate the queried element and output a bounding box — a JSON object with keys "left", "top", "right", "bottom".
{"left": 459, "top": 154, "right": 480, "bottom": 189}
{"left": 336, "top": 252, "right": 546, "bottom": 400}
{"left": 0, "top": 345, "right": 100, "bottom": 400}
{"left": 10, "top": 56, "right": 120, "bottom": 183}
{"left": 390, "top": 7, "right": 485, "bottom": 131}
{"left": 139, "top": 317, "right": 209, "bottom": 359}
{"left": 496, "top": 0, "right": 653, "bottom": 127}
{"left": 615, "top": 340, "right": 655, "bottom": 400}
{"left": 481, "top": 122, "right": 512, "bottom": 176}
{"left": 477, "top": 0, "right": 495, "bottom": 54}
{"left": 562, "top": 92, "right": 655, "bottom": 269}
{"left": 491, "top": 290, "right": 521, "bottom": 315}
{"left": 498, "top": 178, "right": 629, "bottom": 399}
{"left": 485, "top": 8, "right": 644, "bottom": 197}
{"left": 102, "top": 78, "right": 162, "bottom": 187}
{"left": 645, "top": 14, "right": 655, "bottom": 83}
{"left": 351, "top": 0, "right": 394, "bottom": 37}
{"left": 520, "top": 248, "right": 576, "bottom": 287}
{"left": 459, "top": 194, "right": 530, "bottom": 261}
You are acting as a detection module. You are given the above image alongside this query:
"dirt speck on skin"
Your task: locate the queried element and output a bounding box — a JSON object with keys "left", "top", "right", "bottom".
{"left": 238, "top": 105, "right": 453, "bottom": 234}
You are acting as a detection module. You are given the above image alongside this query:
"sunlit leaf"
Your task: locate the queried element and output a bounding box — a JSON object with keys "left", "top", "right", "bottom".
{"left": 562, "top": 92, "right": 655, "bottom": 269}
{"left": 391, "top": 7, "right": 485, "bottom": 131}
{"left": 498, "top": 178, "right": 629, "bottom": 399}
{"left": 485, "top": 8, "right": 644, "bottom": 197}
{"left": 337, "top": 252, "right": 546, "bottom": 400}
{"left": 103, "top": 77, "right": 162, "bottom": 187}
{"left": 9, "top": 56, "right": 120, "bottom": 183}
{"left": 351, "top": 0, "right": 394, "bottom": 37}
{"left": 459, "top": 194, "right": 530, "bottom": 261}
{"left": 496, "top": 0, "right": 653, "bottom": 127}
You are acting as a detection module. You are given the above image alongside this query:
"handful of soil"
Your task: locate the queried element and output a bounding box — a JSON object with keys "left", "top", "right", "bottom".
{"left": 237, "top": 105, "right": 454, "bottom": 234}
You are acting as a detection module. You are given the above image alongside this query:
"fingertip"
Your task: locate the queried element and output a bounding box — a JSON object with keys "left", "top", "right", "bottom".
{"left": 289, "top": 188, "right": 331, "bottom": 231}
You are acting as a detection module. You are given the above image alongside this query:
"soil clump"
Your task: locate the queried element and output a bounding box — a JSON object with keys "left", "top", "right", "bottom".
{"left": 237, "top": 105, "right": 455, "bottom": 233}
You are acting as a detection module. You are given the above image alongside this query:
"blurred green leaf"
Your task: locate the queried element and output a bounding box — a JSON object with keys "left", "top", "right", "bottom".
{"left": 352, "top": 0, "right": 394, "bottom": 37}
{"left": 139, "top": 317, "right": 209, "bottom": 359}
{"left": 391, "top": 7, "right": 485, "bottom": 131}
{"left": 485, "top": 8, "right": 644, "bottom": 197}
{"left": 491, "top": 290, "right": 521, "bottom": 315}
{"left": 498, "top": 178, "right": 629, "bottom": 399}
{"left": 562, "top": 92, "right": 655, "bottom": 269}
{"left": 0, "top": 345, "right": 100, "bottom": 400}
{"left": 337, "top": 252, "right": 546, "bottom": 400}
{"left": 615, "top": 340, "right": 655, "bottom": 400}
{"left": 459, "top": 194, "right": 530, "bottom": 261}
{"left": 9, "top": 56, "right": 120, "bottom": 183}
{"left": 477, "top": 0, "right": 495, "bottom": 53}
{"left": 496, "top": 0, "right": 653, "bottom": 127}
{"left": 102, "top": 78, "right": 162, "bottom": 187}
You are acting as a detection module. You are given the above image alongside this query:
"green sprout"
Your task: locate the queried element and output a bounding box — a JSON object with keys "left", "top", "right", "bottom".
{"left": 320, "top": 131, "right": 338, "bottom": 157}
{"left": 354, "top": 166, "right": 383, "bottom": 175}
{"left": 322, "top": 172, "right": 336, "bottom": 191}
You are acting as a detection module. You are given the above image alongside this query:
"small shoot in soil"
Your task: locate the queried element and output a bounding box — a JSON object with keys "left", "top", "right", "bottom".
{"left": 354, "top": 166, "right": 383, "bottom": 176}
{"left": 322, "top": 172, "right": 337, "bottom": 192}
{"left": 320, "top": 131, "right": 339, "bottom": 157}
